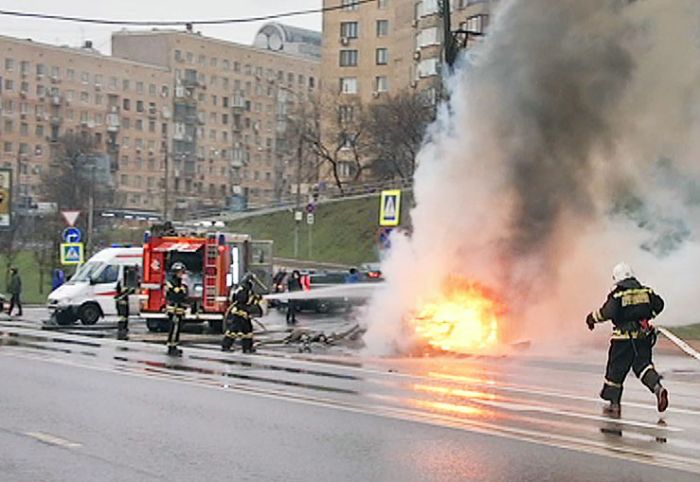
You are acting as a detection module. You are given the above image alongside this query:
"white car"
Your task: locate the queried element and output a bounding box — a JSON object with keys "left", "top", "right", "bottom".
{"left": 48, "top": 246, "right": 142, "bottom": 325}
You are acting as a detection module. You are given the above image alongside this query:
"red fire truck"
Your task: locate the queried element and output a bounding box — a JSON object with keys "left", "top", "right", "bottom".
{"left": 140, "top": 226, "right": 273, "bottom": 333}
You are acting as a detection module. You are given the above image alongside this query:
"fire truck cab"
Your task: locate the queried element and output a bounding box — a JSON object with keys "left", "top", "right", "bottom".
{"left": 140, "top": 227, "right": 273, "bottom": 333}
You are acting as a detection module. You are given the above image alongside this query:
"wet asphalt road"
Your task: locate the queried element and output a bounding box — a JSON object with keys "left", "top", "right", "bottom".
{"left": 1, "top": 309, "right": 700, "bottom": 481}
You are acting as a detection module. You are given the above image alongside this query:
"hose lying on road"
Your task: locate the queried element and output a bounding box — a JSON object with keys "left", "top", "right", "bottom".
{"left": 657, "top": 327, "right": 700, "bottom": 363}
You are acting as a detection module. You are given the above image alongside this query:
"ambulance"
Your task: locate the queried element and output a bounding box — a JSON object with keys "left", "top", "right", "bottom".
{"left": 140, "top": 226, "right": 273, "bottom": 333}
{"left": 47, "top": 246, "right": 143, "bottom": 325}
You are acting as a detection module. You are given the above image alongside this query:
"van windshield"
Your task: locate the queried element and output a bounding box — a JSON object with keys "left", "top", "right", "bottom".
{"left": 70, "top": 261, "right": 104, "bottom": 283}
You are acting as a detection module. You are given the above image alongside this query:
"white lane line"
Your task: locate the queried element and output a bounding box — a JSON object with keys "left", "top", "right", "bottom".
{"left": 659, "top": 327, "right": 700, "bottom": 363}
{"left": 25, "top": 431, "right": 82, "bottom": 448}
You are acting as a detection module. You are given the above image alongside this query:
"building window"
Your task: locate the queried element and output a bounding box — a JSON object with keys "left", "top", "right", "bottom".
{"left": 67, "top": 68, "right": 75, "bottom": 81}
{"left": 339, "top": 50, "right": 359, "bottom": 67}
{"left": 122, "top": 79, "right": 130, "bottom": 91}
{"left": 376, "top": 48, "right": 388, "bottom": 65}
{"left": 375, "top": 76, "right": 388, "bottom": 93}
{"left": 340, "top": 21, "right": 359, "bottom": 39}
{"left": 338, "top": 105, "right": 355, "bottom": 123}
{"left": 376, "top": 20, "right": 389, "bottom": 37}
{"left": 81, "top": 71, "right": 90, "bottom": 84}
{"left": 3, "top": 142, "right": 12, "bottom": 153}
{"left": 123, "top": 98, "right": 131, "bottom": 110}
{"left": 339, "top": 77, "right": 358, "bottom": 94}
{"left": 342, "top": 0, "right": 359, "bottom": 11}
{"left": 4, "top": 58, "right": 14, "bottom": 71}
{"left": 80, "top": 91, "right": 89, "bottom": 103}
{"left": 136, "top": 81, "right": 144, "bottom": 94}
{"left": 36, "top": 63, "right": 46, "bottom": 77}
{"left": 378, "top": 0, "right": 388, "bottom": 8}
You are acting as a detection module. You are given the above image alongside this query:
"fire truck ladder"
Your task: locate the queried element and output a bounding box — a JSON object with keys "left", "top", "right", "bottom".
{"left": 203, "top": 233, "right": 219, "bottom": 309}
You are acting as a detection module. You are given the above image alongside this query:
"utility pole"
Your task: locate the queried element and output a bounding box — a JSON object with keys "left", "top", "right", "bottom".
{"left": 293, "top": 134, "right": 302, "bottom": 258}
{"left": 440, "top": 0, "right": 456, "bottom": 70}
{"left": 87, "top": 163, "right": 95, "bottom": 254}
{"left": 163, "top": 142, "right": 169, "bottom": 220}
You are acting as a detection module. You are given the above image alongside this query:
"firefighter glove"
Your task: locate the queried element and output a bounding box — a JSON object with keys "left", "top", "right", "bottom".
{"left": 586, "top": 313, "right": 596, "bottom": 331}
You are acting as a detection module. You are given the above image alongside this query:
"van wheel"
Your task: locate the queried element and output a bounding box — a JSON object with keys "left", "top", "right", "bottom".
{"left": 79, "top": 303, "right": 102, "bottom": 325}
{"left": 54, "top": 311, "right": 77, "bottom": 326}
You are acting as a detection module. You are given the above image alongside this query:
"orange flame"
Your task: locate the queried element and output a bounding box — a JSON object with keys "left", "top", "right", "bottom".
{"left": 410, "top": 277, "right": 504, "bottom": 354}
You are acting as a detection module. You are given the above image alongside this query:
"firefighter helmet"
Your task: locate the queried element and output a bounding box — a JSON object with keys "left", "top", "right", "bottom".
{"left": 170, "top": 262, "right": 187, "bottom": 274}
{"left": 240, "top": 272, "right": 255, "bottom": 289}
{"left": 612, "top": 262, "right": 634, "bottom": 283}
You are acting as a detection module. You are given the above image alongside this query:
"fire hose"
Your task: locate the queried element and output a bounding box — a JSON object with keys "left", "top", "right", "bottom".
{"left": 657, "top": 326, "right": 700, "bottom": 363}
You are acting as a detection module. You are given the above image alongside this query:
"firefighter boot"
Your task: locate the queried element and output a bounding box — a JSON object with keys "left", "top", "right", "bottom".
{"left": 242, "top": 338, "right": 256, "bottom": 354}
{"left": 654, "top": 384, "right": 669, "bottom": 413}
{"left": 167, "top": 345, "right": 183, "bottom": 357}
{"left": 117, "top": 319, "right": 129, "bottom": 340}
{"left": 603, "top": 403, "right": 621, "bottom": 418}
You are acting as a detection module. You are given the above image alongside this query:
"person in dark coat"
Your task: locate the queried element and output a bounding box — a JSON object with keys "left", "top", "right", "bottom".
{"left": 8, "top": 267, "right": 22, "bottom": 317}
{"left": 286, "top": 270, "right": 303, "bottom": 325}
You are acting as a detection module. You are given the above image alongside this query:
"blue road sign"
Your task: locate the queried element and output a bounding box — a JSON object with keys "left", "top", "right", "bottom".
{"left": 60, "top": 243, "right": 84, "bottom": 265}
{"left": 379, "top": 190, "right": 401, "bottom": 227}
{"left": 62, "top": 227, "right": 82, "bottom": 243}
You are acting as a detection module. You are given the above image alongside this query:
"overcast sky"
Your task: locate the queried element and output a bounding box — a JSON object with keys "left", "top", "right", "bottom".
{"left": 0, "top": 0, "right": 322, "bottom": 53}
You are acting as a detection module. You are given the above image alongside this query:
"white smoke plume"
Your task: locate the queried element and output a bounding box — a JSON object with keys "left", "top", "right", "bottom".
{"left": 365, "top": 0, "right": 700, "bottom": 355}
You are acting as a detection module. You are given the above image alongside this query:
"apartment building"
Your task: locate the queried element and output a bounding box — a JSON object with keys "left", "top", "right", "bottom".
{"left": 112, "top": 27, "right": 320, "bottom": 213}
{"left": 0, "top": 23, "right": 320, "bottom": 217}
{"left": 0, "top": 36, "right": 172, "bottom": 211}
{"left": 320, "top": 0, "right": 494, "bottom": 181}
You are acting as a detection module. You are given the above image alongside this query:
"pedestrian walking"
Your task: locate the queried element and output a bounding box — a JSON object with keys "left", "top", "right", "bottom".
{"left": 8, "top": 267, "right": 22, "bottom": 317}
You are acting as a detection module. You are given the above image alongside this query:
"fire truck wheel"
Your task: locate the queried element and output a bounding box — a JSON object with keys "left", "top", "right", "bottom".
{"left": 209, "top": 320, "right": 224, "bottom": 334}
{"left": 79, "top": 303, "right": 102, "bottom": 325}
{"left": 146, "top": 319, "right": 169, "bottom": 333}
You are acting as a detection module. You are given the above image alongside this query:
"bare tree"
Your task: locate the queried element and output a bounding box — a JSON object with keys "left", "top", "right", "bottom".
{"left": 39, "top": 132, "right": 117, "bottom": 241}
{"left": 284, "top": 91, "right": 373, "bottom": 194}
{"left": 364, "top": 90, "right": 435, "bottom": 182}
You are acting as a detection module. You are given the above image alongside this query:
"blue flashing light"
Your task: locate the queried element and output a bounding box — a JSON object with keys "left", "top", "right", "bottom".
{"left": 218, "top": 234, "right": 225, "bottom": 246}
{"left": 111, "top": 243, "right": 132, "bottom": 248}
{"left": 144, "top": 231, "right": 151, "bottom": 243}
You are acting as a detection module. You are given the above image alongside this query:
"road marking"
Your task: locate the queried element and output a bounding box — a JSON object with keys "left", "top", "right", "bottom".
{"left": 25, "top": 431, "right": 82, "bottom": 448}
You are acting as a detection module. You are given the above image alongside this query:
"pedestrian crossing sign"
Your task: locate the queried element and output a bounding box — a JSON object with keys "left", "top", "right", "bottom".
{"left": 60, "top": 242, "right": 84, "bottom": 265}
{"left": 379, "top": 190, "right": 401, "bottom": 227}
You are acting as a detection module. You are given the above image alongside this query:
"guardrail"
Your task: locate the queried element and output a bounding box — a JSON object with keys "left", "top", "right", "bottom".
{"left": 185, "top": 178, "right": 414, "bottom": 223}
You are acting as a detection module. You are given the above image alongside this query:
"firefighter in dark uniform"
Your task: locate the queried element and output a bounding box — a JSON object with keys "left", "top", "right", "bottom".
{"left": 114, "top": 266, "right": 139, "bottom": 340}
{"left": 221, "top": 273, "right": 264, "bottom": 354}
{"left": 165, "top": 262, "right": 189, "bottom": 357}
{"left": 586, "top": 262, "right": 669, "bottom": 416}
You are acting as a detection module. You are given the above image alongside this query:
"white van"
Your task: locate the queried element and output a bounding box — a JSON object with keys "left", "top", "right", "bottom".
{"left": 48, "top": 246, "right": 143, "bottom": 325}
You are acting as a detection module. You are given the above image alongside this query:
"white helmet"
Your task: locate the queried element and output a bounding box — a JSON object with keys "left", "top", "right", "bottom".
{"left": 612, "top": 262, "right": 634, "bottom": 283}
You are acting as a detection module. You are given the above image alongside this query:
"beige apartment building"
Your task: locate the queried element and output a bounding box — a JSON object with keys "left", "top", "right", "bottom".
{"left": 112, "top": 27, "right": 320, "bottom": 214}
{"left": 0, "top": 23, "right": 320, "bottom": 217}
{"left": 0, "top": 36, "right": 172, "bottom": 212}
{"left": 320, "top": 0, "right": 493, "bottom": 181}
